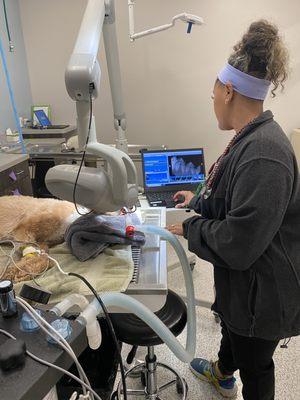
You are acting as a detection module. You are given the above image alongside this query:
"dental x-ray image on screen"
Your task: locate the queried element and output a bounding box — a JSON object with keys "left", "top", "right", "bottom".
{"left": 142, "top": 148, "right": 205, "bottom": 189}
{"left": 141, "top": 148, "right": 205, "bottom": 207}
{"left": 169, "top": 155, "right": 202, "bottom": 178}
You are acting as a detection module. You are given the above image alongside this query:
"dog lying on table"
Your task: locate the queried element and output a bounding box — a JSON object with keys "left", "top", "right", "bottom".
{"left": 0, "top": 195, "right": 79, "bottom": 246}
{"left": 0, "top": 195, "right": 79, "bottom": 282}
{"left": 0, "top": 195, "right": 145, "bottom": 284}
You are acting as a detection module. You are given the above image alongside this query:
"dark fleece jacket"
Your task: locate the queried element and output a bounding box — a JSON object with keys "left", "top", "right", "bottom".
{"left": 184, "top": 110, "right": 300, "bottom": 340}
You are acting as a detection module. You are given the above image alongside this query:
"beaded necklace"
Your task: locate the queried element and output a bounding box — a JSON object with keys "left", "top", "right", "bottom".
{"left": 201, "top": 117, "right": 258, "bottom": 199}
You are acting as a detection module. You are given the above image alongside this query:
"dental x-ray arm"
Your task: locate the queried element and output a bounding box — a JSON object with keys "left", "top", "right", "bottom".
{"left": 65, "top": 0, "right": 128, "bottom": 151}
{"left": 46, "top": 0, "right": 138, "bottom": 212}
{"left": 46, "top": 0, "right": 204, "bottom": 213}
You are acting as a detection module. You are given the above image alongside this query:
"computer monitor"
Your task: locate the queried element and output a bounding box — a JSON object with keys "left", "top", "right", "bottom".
{"left": 141, "top": 148, "right": 206, "bottom": 192}
{"left": 34, "top": 109, "right": 52, "bottom": 127}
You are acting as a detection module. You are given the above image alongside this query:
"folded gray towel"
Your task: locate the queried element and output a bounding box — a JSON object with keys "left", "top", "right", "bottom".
{"left": 65, "top": 213, "right": 145, "bottom": 261}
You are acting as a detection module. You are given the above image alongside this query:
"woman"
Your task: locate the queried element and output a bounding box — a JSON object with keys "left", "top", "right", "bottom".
{"left": 168, "top": 20, "right": 300, "bottom": 400}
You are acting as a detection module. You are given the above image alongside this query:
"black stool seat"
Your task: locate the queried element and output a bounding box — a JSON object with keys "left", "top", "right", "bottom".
{"left": 110, "top": 290, "right": 187, "bottom": 346}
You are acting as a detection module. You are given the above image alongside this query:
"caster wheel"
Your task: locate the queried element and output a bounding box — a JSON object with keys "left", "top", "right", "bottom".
{"left": 176, "top": 377, "right": 188, "bottom": 395}
{"left": 140, "top": 370, "right": 147, "bottom": 387}
{"left": 111, "top": 391, "right": 118, "bottom": 400}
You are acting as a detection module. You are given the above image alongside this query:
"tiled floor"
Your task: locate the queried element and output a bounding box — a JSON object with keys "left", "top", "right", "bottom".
{"left": 114, "top": 241, "right": 300, "bottom": 399}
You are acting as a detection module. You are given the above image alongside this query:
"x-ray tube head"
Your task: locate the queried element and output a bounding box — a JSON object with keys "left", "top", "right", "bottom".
{"left": 45, "top": 163, "right": 138, "bottom": 213}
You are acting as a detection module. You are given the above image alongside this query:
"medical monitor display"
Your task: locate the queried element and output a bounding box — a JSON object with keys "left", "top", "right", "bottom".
{"left": 142, "top": 148, "right": 205, "bottom": 189}
{"left": 34, "top": 110, "right": 52, "bottom": 127}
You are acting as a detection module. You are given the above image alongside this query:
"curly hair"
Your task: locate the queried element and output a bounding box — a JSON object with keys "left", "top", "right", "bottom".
{"left": 228, "top": 20, "right": 289, "bottom": 97}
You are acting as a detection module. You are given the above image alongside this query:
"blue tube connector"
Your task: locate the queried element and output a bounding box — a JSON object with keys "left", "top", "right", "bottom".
{"left": 47, "top": 318, "right": 72, "bottom": 344}
{"left": 20, "top": 310, "right": 42, "bottom": 332}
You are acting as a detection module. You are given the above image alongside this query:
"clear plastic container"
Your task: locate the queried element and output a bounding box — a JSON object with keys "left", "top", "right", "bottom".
{"left": 47, "top": 318, "right": 72, "bottom": 344}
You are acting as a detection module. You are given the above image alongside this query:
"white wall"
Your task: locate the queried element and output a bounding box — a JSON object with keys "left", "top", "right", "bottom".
{"left": 19, "top": 0, "right": 300, "bottom": 168}
{"left": 0, "top": 0, "right": 32, "bottom": 132}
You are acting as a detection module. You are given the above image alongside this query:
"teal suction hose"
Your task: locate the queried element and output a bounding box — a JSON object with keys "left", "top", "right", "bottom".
{"left": 77, "top": 226, "right": 196, "bottom": 363}
{"left": 137, "top": 225, "right": 196, "bottom": 360}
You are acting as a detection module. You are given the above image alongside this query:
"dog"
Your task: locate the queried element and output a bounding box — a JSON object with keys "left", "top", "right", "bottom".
{"left": 0, "top": 195, "right": 79, "bottom": 246}
{"left": 0, "top": 195, "right": 80, "bottom": 282}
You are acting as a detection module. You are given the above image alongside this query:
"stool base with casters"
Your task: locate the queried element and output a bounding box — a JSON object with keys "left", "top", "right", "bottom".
{"left": 110, "top": 290, "right": 189, "bottom": 400}
{"left": 112, "top": 346, "right": 187, "bottom": 400}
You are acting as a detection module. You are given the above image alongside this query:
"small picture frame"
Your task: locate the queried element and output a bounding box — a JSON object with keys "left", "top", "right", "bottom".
{"left": 31, "top": 105, "right": 51, "bottom": 125}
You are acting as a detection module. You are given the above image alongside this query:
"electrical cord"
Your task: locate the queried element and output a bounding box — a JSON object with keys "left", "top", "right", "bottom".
{"left": 0, "top": 239, "right": 16, "bottom": 279}
{"left": 46, "top": 254, "right": 68, "bottom": 276}
{"left": 68, "top": 272, "right": 128, "bottom": 400}
{"left": 16, "top": 298, "right": 89, "bottom": 382}
{"left": 16, "top": 297, "right": 92, "bottom": 399}
{"left": 72, "top": 88, "right": 94, "bottom": 217}
{"left": 16, "top": 298, "right": 81, "bottom": 359}
{"left": 2, "top": 0, "right": 13, "bottom": 50}
{"left": 45, "top": 248, "right": 128, "bottom": 399}
{"left": 16, "top": 298, "right": 89, "bottom": 394}
{"left": 0, "top": 240, "right": 50, "bottom": 285}
{"left": 0, "top": 329, "right": 101, "bottom": 400}
{"left": 21, "top": 256, "right": 128, "bottom": 399}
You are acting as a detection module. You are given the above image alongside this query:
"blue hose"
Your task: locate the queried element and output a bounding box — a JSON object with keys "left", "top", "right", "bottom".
{"left": 0, "top": 32, "right": 26, "bottom": 153}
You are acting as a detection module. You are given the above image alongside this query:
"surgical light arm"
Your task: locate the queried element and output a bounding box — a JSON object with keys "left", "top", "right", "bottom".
{"left": 128, "top": 1, "right": 204, "bottom": 40}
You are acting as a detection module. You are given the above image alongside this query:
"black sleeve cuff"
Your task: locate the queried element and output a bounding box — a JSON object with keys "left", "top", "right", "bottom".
{"left": 188, "top": 195, "right": 202, "bottom": 214}
{"left": 188, "top": 196, "right": 197, "bottom": 210}
{"left": 182, "top": 217, "right": 194, "bottom": 239}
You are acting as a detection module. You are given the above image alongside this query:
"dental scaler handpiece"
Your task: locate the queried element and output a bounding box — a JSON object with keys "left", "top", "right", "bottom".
{"left": 0, "top": 280, "right": 18, "bottom": 317}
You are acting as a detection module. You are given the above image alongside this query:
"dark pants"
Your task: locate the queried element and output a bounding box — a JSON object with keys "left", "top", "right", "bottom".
{"left": 218, "top": 322, "right": 279, "bottom": 400}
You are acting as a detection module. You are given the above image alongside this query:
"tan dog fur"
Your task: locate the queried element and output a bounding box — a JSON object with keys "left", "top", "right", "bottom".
{"left": 0, "top": 196, "right": 79, "bottom": 282}
{"left": 0, "top": 196, "right": 77, "bottom": 246}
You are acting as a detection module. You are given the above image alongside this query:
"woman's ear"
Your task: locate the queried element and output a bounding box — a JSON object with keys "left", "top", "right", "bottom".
{"left": 224, "top": 82, "right": 234, "bottom": 104}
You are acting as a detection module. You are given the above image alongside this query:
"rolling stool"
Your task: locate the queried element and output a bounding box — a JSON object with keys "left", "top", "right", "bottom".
{"left": 110, "top": 290, "right": 188, "bottom": 399}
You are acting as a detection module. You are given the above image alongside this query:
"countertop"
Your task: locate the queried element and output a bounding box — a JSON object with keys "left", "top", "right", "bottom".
{"left": 0, "top": 153, "right": 29, "bottom": 173}
{"left": 22, "top": 125, "right": 77, "bottom": 140}
{"left": 0, "top": 306, "right": 88, "bottom": 400}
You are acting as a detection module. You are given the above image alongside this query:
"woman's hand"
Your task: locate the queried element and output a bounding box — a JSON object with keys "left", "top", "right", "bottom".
{"left": 173, "top": 191, "right": 195, "bottom": 208}
{"left": 166, "top": 223, "right": 184, "bottom": 236}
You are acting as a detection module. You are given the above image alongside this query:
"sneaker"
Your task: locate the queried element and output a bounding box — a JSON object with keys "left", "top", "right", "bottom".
{"left": 190, "top": 358, "right": 238, "bottom": 398}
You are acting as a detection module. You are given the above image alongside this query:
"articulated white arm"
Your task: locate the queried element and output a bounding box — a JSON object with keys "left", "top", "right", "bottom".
{"left": 103, "top": 1, "right": 128, "bottom": 152}
{"left": 65, "top": 0, "right": 128, "bottom": 152}
{"left": 65, "top": 0, "right": 104, "bottom": 103}
{"left": 46, "top": 0, "right": 203, "bottom": 213}
{"left": 128, "top": 0, "right": 204, "bottom": 41}
{"left": 46, "top": 0, "right": 138, "bottom": 212}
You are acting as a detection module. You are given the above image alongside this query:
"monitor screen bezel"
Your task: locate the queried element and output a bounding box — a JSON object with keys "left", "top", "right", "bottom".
{"left": 141, "top": 147, "right": 206, "bottom": 192}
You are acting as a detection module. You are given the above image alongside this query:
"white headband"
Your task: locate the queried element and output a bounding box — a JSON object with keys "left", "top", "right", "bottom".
{"left": 218, "top": 63, "right": 271, "bottom": 100}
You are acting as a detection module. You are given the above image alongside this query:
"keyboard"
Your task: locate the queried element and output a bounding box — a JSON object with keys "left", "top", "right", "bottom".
{"left": 146, "top": 191, "right": 177, "bottom": 208}
{"left": 30, "top": 125, "right": 70, "bottom": 130}
{"left": 41, "top": 125, "right": 70, "bottom": 129}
